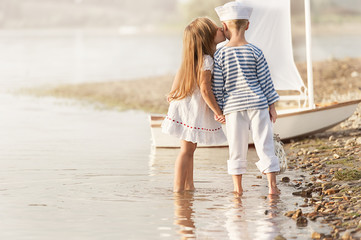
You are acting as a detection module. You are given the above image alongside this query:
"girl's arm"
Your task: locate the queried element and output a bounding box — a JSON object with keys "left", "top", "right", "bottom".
{"left": 167, "top": 71, "right": 181, "bottom": 102}
{"left": 200, "top": 70, "right": 225, "bottom": 123}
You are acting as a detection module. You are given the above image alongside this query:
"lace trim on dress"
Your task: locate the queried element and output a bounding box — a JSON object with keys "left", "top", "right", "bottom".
{"left": 165, "top": 116, "right": 222, "bottom": 132}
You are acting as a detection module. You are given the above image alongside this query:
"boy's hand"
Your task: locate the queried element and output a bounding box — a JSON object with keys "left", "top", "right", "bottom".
{"left": 269, "top": 104, "right": 277, "bottom": 123}
{"left": 214, "top": 114, "right": 226, "bottom": 124}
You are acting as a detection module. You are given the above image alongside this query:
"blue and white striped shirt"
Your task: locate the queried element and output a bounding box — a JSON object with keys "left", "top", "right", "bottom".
{"left": 212, "top": 43, "right": 279, "bottom": 115}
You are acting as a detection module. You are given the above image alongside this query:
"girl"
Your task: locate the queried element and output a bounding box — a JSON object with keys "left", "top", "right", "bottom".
{"left": 161, "top": 17, "right": 227, "bottom": 193}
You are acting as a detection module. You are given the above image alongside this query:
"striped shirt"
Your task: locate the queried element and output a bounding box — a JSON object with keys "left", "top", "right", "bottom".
{"left": 212, "top": 43, "right": 279, "bottom": 115}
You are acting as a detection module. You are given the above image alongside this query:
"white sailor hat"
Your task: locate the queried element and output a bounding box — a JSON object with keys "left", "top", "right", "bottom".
{"left": 215, "top": 1, "right": 253, "bottom": 21}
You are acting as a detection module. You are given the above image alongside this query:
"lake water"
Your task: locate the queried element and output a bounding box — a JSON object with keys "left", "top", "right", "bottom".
{"left": 0, "top": 29, "right": 361, "bottom": 90}
{"left": 0, "top": 94, "right": 332, "bottom": 239}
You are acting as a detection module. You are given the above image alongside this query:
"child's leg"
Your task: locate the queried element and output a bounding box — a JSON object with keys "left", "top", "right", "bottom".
{"left": 249, "top": 109, "right": 281, "bottom": 194}
{"left": 174, "top": 140, "right": 197, "bottom": 193}
{"left": 184, "top": 143, "right": 196, "bottom": 191}
{"left": 232, "top": 175, "right": 243, "bottom": 194}
{"left": 226, "top": 111, "right": 249, "bottom": 194}
{"left": 266, "top": 172, "right": 280, "bottom": 195}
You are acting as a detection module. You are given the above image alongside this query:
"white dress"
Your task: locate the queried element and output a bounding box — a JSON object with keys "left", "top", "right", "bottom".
{"left": 161, "top": 55, "right": 227, "bottom": 145}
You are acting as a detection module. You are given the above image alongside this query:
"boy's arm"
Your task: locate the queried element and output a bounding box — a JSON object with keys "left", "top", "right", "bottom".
{"left": 269, "top": 103, "right": 277, "bottom": 123}
{"left": 212, "top": 58, "right": 225, "bottom": 111}
{"left": 256, "top": 52, "right": 279, "bottom": 106}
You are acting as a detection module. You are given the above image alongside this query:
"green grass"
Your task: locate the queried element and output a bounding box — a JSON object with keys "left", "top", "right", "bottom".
{"left": 334, "top": 169, "right": 361, "bottom": 181}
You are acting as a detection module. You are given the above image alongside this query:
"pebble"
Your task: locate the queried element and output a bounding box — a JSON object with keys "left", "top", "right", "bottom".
{"left": 324, "top": 188, "right": 339, "bottom": 195}
{"left": 273, "top": 235, "right": 287, "bottom": 240}
{"left": 311, "top": 232, "right": 324, "bottom": 239}
{"left": 281, "top": 176, "right": 290, "bottom": 183}
{"left": 292, "top": 209, "right": 303, "bottom": 219}
{"left": 345, "top": 138, "right": 356, "bottom": 146}
{"left": 296, "top": 216, "right": 308, "bottom": 227}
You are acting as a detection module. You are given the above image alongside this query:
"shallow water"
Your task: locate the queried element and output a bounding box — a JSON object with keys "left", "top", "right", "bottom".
{"left": 0, "top": 94, "right": 332, "bottom": 239}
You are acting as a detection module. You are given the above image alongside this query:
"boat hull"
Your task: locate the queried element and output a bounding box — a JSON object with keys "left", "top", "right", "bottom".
{"left": 150, "top": 100, "right": 361, "bottom": 148}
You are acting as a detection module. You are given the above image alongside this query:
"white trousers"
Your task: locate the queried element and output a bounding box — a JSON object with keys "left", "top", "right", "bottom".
{"left": 225, "top": 109, "right": 280, "bottom": 175}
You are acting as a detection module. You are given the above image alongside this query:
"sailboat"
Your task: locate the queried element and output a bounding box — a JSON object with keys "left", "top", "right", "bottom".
{"left": 149, "top": 0, "right": 361, "bottom": 148}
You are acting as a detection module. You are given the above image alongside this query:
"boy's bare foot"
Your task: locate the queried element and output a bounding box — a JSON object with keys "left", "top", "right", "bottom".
{"left": 233, "top": 187, "right": 243, "bottom": 195}
{"left": 268, "top": 186, "right": 281, "bottom": 195}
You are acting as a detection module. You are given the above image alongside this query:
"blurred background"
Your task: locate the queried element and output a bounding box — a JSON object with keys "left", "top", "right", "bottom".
{"left": 0, "top": 0, "right": 360, "bottom": 91}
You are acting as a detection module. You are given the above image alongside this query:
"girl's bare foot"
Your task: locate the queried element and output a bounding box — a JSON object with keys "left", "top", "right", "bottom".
{"left": 233, "top": 187, "right": 243, "bottom": 195}
{"left": 185, "top": 185, "right": 195, "bottom": 191}
{"left": 269, "top": 186, "right": 281, "bottom": 195}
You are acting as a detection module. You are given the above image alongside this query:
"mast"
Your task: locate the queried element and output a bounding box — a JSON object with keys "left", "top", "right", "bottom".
{"left": 305, "top": 0, "right": 315, "bottom": 108}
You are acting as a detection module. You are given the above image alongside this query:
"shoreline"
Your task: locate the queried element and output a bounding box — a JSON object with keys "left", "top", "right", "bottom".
{"left": 21, "top": 57, "right": 361, "bottom": 114}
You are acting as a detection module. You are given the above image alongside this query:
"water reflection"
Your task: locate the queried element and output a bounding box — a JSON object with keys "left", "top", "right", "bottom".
{"left": 224, "top": 194, "right": 249, "bottom": 240}
{"left": 173, "top": 192, "right": 196, "bottom": 239}
{"left": 149, "top": 145, "right": 331, "bottom": 239}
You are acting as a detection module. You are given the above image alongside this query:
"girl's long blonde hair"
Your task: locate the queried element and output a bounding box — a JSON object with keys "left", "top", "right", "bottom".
{"left": 169, "top": 17, "right": 218, "bottom": 101}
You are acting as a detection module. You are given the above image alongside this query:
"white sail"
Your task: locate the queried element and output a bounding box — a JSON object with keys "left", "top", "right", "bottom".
{"left": 239, "top": 0, "right": 306, "bottom": 92}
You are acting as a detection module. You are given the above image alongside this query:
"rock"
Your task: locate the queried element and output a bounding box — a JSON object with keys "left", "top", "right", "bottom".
{"left": 338, "top": 204, "right": 347, "bottom": 211}
{"left": 311, "top": 231, "right": 324, "bottom": 239}
{"left": 322, "top": 183, "right": 335, "bottom": 190}
{"left": 345, "top": 138, "right": 356, "bottom": 146}
{"left": 284, "top": 211, "right": 295, "bottom": 217}
{"left": 292, "top": 209, "right": 303, "bottom": 219}
{"left": 341, "top": 230, "right": 351, "bottom": 240}
{"left": 281, "top": 176, "right": 290, "bottom": 183}
{"left": 319, "top": 174, "right": 328, "bottom": 179}
{"left": 333, "top": 153, "right": 340, "bottom": 159}
{"left": 324, "top": 188, "right": 340, "bottom": 195}
{"left": 308, "top": 211, "right": 320, "bottom": 221}
{"left": 314, "top": 205, "right": 322, "bottom": 212}
{"left": 356, "top": 137, "right": 361, "bottom": 145}
{"left": 351, "top": 71, "right": 359, "bottom": 77}
{"left": 343, "top": 196, "right": 351, "bottom": 201}
{"left": 273, "top": 235, "right": 287, "bottom": 240}
{"left": 329, "top": 135, "right": 335, "bottom": 141}
{"left": 296, "top": 216, "right": 308, "bottom": 227}
{"left": 292, "top": 189, "right": 313, "bottom": 198}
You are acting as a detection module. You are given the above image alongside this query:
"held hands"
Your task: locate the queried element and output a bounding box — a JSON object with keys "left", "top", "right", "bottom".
{"left": 167, "top": 95, "right": 172, "bottom": 103}
{"left": 214, "top": 113, "right": 226, "bottom": 124}
{"left": 269, "top": 104, "right": 277, "bottom": 123}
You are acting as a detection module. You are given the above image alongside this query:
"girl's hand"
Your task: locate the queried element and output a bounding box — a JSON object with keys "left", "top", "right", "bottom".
{"left": 269, "top": 104, "right": 277, "bottom": 123}
{"left": 214, "top": 114, "right": 226, "bottom": 124}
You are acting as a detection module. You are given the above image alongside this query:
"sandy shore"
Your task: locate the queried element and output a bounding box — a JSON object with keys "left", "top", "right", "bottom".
{"left": 22, "top": 57, "right": 361, "bottom": 114}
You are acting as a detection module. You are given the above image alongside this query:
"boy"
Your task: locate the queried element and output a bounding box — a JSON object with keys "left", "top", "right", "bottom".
{"left": 213, "top": 1, "right": 280, "bottom": 195}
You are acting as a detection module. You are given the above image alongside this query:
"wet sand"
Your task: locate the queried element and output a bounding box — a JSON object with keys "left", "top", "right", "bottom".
{"left": 0, "top": 94, "right": 334, "bottom": 239}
